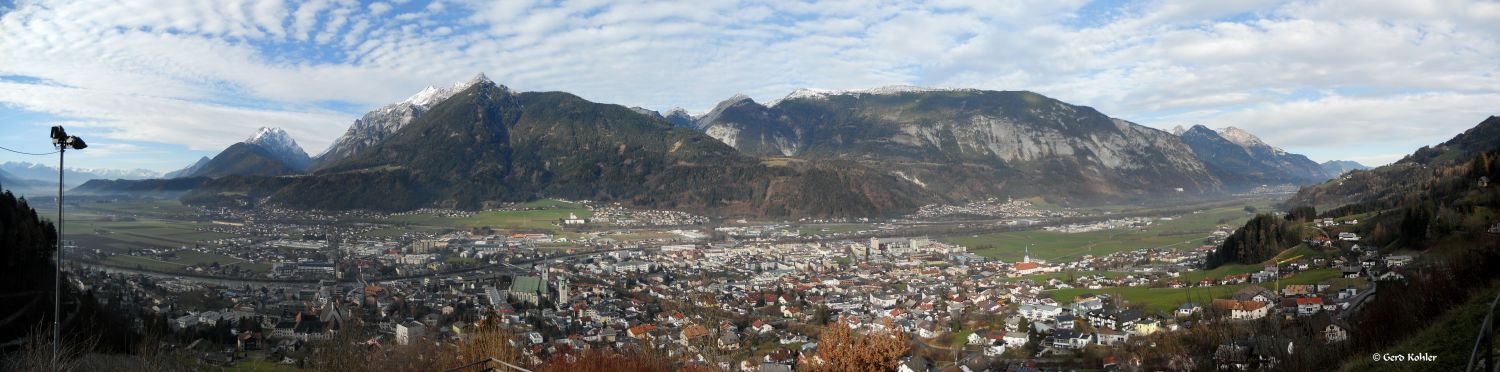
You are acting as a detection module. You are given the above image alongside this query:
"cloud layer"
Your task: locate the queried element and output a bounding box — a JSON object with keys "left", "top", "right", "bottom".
{"left": 0, "top": 0, "right": 1496, "bottom": 170}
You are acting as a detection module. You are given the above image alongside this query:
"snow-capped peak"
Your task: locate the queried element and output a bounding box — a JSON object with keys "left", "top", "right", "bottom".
{"left": 401, "top": 73, "right": 496, "bottom": 107}
{"left": 665, "top": 107, "right": 696, "bottom": 120}
{"left": 404, "top": 85, "right": 446, "bottom": 106}
{"left": 318, "top": 73, "right": 500, "bottom": 163}
{"left": 246, "top": 127, "right": 308, "bottom": 157}
{"left": 1217, "top": 126, "right": 1284, "bottom": 154}
{"left": 770, "top": 85, "right": 976, "bottom": 106}
{"left": 464, "top": 72, "right": 492, "bottom": 86}
{"left": 247, "top": 127, "right": 290, "bottom": 145}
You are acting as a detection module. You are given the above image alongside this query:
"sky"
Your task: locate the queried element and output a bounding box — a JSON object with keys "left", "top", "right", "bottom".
{"left": 0, "top": 0, "right": 1497, "bottom": 173}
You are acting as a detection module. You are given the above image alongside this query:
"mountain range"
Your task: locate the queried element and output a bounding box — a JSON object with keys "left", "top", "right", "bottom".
{"left": 1177, "top": 125, "right": 1332, "bottom": 186}
{"left": 80, "top": 75, "right": 1379, "bottom": 217}
{"left": 163, "top": 156, "right": 211, "bottom": 178}
{"left": 0, "top": 162, "right": 163, "bottom": 198}
{"left": 1, "top": 161, "right": 162, "bottom": 183}
{"left": 686, "top": 87, "right": 1223, "bottom": 201}
{"left": 1319, "top": 160, "right": 1370, "bottom": 176}
{"left": 180, "top": 78, "right": 926, "bottom": 217}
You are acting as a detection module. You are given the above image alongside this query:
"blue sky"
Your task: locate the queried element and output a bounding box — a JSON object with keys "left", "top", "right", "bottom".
{"left": 1, "top": 0, "right": 1497, "bottom": 172}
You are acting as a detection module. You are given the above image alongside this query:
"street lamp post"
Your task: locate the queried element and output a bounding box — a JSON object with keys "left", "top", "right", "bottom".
{"left": 49, "top": 125, "right": 85, "bottom": 371}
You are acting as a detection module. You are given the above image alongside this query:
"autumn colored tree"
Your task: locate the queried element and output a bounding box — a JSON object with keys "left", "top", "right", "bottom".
{"left": 802, "top": 321, "right": 910, "bottom": 372}
{"left": 537, "top": 347, "right": 673, "bottom": 372}
{"left": 313, "top": 319, "right": 525, "bottom": 372}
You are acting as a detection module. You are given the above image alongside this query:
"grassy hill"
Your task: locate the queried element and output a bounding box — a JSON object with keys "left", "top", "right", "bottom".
{"left": 1341, "top": 280, "right": 1500, "bottom": 371}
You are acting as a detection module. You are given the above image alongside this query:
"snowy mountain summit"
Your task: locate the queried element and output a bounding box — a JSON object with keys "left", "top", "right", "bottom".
{"left": 771, "top": 85, "right": 978, "bottom": 106}
{"left": 1217, "top": 126, "right": 1285, "bottom": 155}
{"left": 247, "top": 127, "right": 305, "bottom": 156}
{"left": 245, "top": 127, "right": 311, "bottom": 170}
{"left": 314, "top": 73, "right": 499, "bottom": 167}
{"left": 403, "top": 73, "right": 493, "bottom": 107}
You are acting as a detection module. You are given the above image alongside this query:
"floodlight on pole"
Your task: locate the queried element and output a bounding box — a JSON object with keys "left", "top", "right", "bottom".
{"left": 49, "top": 125, "right": 84, "bottom": 372}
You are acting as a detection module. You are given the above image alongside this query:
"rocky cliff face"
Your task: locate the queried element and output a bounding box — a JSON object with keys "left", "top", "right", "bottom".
{"left": 312, "top": 74, "right": 492, "bottom": 169}
{"left": 695, "top": 87, "right": 1223, "bottom": 201}
{"left": 243, "top": 127, "right": 311, "bottom": 171}
{"left": 1178, "top": 125, "right": 1331, "bottom": 188}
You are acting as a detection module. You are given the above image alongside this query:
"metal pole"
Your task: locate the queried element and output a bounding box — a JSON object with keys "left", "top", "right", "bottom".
{"left": 1467, "top": 292, "right": 1500, "bottom": 371}
{"left": 54, "top": 146, "right": 63, "bottom": 371}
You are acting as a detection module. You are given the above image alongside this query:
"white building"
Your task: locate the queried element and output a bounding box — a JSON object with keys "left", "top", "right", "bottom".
{"left": 396, "top": 321, "right": 425, "bottom": 345}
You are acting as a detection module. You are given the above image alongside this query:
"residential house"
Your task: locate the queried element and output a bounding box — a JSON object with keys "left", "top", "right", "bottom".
{"left": 1175, "top": 303, "right": 1202, "bottom": 318}
{"left": 1212, "top": 299, "right": 1268, "bottom": 321}
{"left": 1002, "top": 332, "right": 1029, "bottom": 349}
{"left": 1312, "top": 314, "right": 1350, "bottom": 343}
{"left": 1233, "top": 286, "right": 1276, "bottom": 303}
{"left": 1096, "top": 329, "right": 1130, "bottom": 346}
{"left": 1019, "top": 303, "right": 1063, "bottom": 322}
{"left": 1295, "top": 297, "right": 1323, "bottom": 316}
{"left": 899, "top": 356, "right": 933, "bottom": 372}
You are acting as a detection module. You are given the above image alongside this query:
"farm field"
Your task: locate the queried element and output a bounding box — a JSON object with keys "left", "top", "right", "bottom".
{"left": 76, "top": 199, "right": 200, "bottom": 217}
{"left": 942, "top": 200, "right": 1275, "bottom": 262}
{"left": 104, "top": 249, "right": 269, "bottom": 273}
{"left": 385, "top": 199, "right": 591, "bottom": 232}
{"left": 64, "top": 217, "right": 234, "bottom": 249}
{"left": 1047, "top": 268, "right": 1343, "bottom": 313}
{"left": 1173, "top": 263, "right": 1263, "bottom": 283}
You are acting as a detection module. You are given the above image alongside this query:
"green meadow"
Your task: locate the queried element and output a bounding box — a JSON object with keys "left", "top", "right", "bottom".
{"left": 943, "top": 201, "right": 1274, "bottom": 262}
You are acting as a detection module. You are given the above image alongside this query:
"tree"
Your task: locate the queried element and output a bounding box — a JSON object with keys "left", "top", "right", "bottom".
{"left": 802, "top": 321, "right": 909, "bottom": 372}
{"left": 1399, "top": 205, "right": 1433, "bottom": 249}
{"left": 537, "top": 347, "right": 671, "bottom": 372}
{"left": 1207, "top": 214, "right": 1303, "bottom": 268}
{"left": 1287, "top": 206, "right": 1317, "bottom": 222}
{"left": 813, "top": 304, "right": 830, "bottom": 325}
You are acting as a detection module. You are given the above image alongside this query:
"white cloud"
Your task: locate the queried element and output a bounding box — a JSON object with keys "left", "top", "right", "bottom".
{"left": 0, "top": 0, "right": 1494, "bottom": 171}
{"left": 368, "top": 2, "right": 392, "bottom": 16}
{"left": 0, "top": 81, "right": 348, "bottom": 153}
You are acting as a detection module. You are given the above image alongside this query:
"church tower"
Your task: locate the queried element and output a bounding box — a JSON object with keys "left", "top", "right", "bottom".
{"left": 557, "top": 275, "right": 570, "bottom": 310}
{"left": 540, "top": 263, "right": 549, "bottom": 301}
